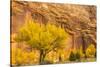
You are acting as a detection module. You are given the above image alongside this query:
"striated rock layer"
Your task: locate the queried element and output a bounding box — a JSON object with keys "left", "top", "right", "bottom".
{"left": 11, "top": 1, "right": 96, "bottom": 52}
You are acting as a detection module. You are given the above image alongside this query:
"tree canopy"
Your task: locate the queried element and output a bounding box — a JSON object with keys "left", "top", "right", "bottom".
{"left": 15, "top": 20, "right": 68, "bottom": 64}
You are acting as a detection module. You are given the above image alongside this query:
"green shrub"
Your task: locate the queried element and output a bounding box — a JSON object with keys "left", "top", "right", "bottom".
{"left": 76, "top": 51, "right": 81, "bottom": 61}
{"left": 69, "top": 51, "right": 76, "bottom": 61}
{"left": 69, "top": 50, "right": 81, "bottom": 61}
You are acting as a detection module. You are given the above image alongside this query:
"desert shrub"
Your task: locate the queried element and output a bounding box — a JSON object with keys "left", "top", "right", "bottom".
{"left": 69, "top": 51, "right": 81, "bottom": 61}
{"left": 11, "top": 48, "right": 39, "bottom": 65}
{"left": 76, "top": 51, "right": 81, "bottom": 61}
{"left": 16, "top": 49, "right": 22, "bottom": 65}
{"left": 69, "top": 46, "right": 84, "bottom": 61}
{"left": 86, "top": 44, "right": 96, "bottom": 58}
{"left": 69, "top": 51, "right": 76, "bottom": 61}
{"left": 75, "top": 46, "right": 85, "bottom": 59}
{"left": 44, "top": 51, "right": 59, "bottom": 64}
{"left": 78, "top": 46, "right": 85, "bottom": 58}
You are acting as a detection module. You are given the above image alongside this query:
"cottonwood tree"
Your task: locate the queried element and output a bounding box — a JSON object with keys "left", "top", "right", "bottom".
{"left": 15, "top": 20, "right": 68, "bottom": 64}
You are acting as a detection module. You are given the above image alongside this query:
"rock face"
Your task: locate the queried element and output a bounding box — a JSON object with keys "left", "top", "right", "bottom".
{"left": 11, "top": 1, "right": 96, "bottom": 51}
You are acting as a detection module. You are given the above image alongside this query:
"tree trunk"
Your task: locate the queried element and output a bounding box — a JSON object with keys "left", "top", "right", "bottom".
{"left": 39, "top": 50, "right": 46, "bottom": 64}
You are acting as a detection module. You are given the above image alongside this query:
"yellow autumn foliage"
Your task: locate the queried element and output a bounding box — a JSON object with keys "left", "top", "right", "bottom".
{"left": 11, "top": 48, "right": 39, "bottom": 65}
{"left": 86, "top": 44, "right": 96, "bottom": 58}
